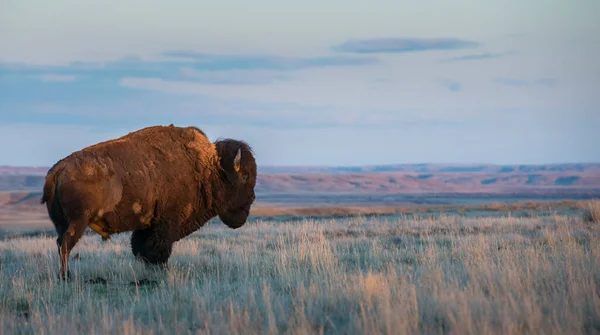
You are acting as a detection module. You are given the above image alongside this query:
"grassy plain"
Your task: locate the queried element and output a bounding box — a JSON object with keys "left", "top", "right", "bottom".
{"left": 1, "top": 201, "right": 599, "bottom": 334}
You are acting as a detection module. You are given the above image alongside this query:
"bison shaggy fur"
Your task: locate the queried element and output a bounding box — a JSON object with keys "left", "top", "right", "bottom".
{"left": 40, "top": 124, "right": 257, "bottom": 279}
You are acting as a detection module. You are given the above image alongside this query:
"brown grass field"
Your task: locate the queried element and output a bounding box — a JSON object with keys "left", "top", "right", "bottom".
{"left": 0, "top": 200, "right": 599, "bottom": 334}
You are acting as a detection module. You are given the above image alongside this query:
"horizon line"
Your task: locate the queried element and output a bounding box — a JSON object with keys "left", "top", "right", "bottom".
{"left": 1, "top": 162, "right": 600, "bottom": 170}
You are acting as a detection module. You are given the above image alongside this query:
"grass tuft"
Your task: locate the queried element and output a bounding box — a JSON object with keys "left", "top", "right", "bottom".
{"left": 583, "top": 199, "right": 600, "bottom": 223}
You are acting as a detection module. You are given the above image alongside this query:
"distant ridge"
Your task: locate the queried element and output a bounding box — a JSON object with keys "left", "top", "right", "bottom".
{"left": 1, "top": 164, "right": 599, "bottom": 196}
{"left": 257, "top": 163, "right": 600, "bottom": 174}
{"left": 2, "top": 163, "right": 599, "bottom": 217}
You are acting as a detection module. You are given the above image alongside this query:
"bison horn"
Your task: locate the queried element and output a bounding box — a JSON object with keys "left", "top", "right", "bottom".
{"left": 233, "top": 148, "right": 241, "bottom": 172}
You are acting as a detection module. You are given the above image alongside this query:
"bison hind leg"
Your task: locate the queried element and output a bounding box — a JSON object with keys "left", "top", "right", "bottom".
{"left": 130, "top": 226, "right": 173, "bottom": 268}
{"left": 57, "top": 217, "right": 89, "bottom": 280}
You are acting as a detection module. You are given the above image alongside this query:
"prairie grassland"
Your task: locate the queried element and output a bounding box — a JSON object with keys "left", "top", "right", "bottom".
{"left": 0, "top": 212, "right": 599, "bottom": 334}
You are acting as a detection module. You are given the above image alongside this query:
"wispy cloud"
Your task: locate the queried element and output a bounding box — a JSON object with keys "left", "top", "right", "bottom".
{"left": 441, "top": 51, "right": 518, "bottom": 62}
{"left": 439, "top": 79, "right": 462, "bottom": 92}
{"left": 38, "top": 74, "right": 78, "bottom": 82}
{"left": 162, "top": 51, "right": 378, "bottom": 70}
{"left": 333, "top": 37, "right": 479, "bottom": 54}
{"left": 2, "top": 68, "right": 473, "bottom": 130}
{"left": 0, "top": 51, "right": 378, "bottom": 86}
{"left": 493, "top": 77, "right": 558, "bottom": 87}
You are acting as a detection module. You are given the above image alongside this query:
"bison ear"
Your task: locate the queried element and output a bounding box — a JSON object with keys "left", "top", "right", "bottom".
{"left": 233, "top": 148, "right": 241, "bottom": 172}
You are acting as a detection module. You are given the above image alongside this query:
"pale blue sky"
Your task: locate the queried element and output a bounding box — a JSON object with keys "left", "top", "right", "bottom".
{"left": 1, "top": 0, "right": 599, "bottom": 166}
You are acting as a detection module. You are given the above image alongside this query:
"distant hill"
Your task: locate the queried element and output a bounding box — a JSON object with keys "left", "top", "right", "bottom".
{"left": 1, "top": 164, "right": 600, "bottom": 196}
{"left": 255, "top": 171, "right": 600, "bottom": 195}
{"left": 258, "top": 163, "right": 600, "bottom": 174}
{"left": 0, "top": 191, "right": 42, "bottom": 207}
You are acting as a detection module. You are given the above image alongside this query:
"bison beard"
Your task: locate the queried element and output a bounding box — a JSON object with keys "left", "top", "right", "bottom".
{"left": 40, "top": 125, "right": 257, "bottom": 279}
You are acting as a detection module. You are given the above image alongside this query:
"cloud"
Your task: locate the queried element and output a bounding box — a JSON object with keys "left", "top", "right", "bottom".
{"left": 38, "top": 74, "right": 78, "bottom": 82}
{"left": 493, "top": 77, "right": 558, "bottom": 87}
{"left": 439, "top": 79, "right": 462, "bottom": 92}
{"left": 333, "top": 37, "right": 480, "bottom": 54}
{"left": 441, "top": 51, "right": 518, "bottom": 62}
{"left": 162, "top": 51, "right": 379, "bottom": 70}
{"left": 0, "top": 51, "right": 378, "bottom": 87}
{"left": 2, "top": 70, "right": 472, "bottom": 130}
{"left": 118, "top": 78, "right": 476, "bottom": 127}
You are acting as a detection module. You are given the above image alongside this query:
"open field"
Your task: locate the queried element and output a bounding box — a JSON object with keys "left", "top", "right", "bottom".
{"left": 1, "top": 203, "right": 599, "bottom": 334}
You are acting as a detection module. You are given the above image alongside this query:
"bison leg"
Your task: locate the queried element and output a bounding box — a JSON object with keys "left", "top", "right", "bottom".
{"left": 130, "top": 225, "right": 173, "bottom": 268}
{"left": 57, "top": 217, "right": 88, "bottom": 280}
{"left": 172, "top": 220, "right": 204, "bottom": 242}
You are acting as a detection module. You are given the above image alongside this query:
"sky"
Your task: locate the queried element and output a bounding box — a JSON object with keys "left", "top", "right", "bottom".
{"left": 1, "top": 0, "right": 599, "bottom": 167}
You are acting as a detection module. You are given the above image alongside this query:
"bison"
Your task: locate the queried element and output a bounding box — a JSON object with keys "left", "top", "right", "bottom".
{"left": 40, "top": 124, "right": 257, "bottom": 279}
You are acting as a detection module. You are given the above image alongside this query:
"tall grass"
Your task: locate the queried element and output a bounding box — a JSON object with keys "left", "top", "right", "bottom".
{"left": 584, "top": 199, "right": 600, "bottom": 223}
{"left": 0, "top": 213, "right": 599, "bottom": 334}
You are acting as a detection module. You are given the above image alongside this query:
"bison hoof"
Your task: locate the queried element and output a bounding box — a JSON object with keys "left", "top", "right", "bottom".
{"left": 57, "top": 270, "right": 72, "bottom": 281}
{"left": 86, "top": 277, "right": 108, "bottom": 285}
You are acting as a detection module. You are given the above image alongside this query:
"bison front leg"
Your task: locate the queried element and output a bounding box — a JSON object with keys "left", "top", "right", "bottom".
{"left": 173, "top": 220, "right": 205, "bottom": 242}
{"left": 56, "top": 218, "right": 88, "bottom": 280}
{"left": 130, "top": 224, "right": 173, "bottom": 268}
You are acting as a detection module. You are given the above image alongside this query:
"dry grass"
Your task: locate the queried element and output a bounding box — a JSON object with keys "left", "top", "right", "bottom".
{"left": 251, "top": 199, "right": 586, "bottom": 218}
{"left": 0, "top": 213, "right": 599, "bottom": 334}
{"left": 584, "top": 199, "right": 600, "bottom": 223}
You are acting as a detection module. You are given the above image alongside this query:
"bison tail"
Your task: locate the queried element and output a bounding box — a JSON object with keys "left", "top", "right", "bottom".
{"left": 40, "top": 179, "right": 51, "bottom": 204}
{"left": 40, "top": 164, "right": 65, "bottom": 205}
{"left": 40, "top": 185, "right": 51, "bottom": 204}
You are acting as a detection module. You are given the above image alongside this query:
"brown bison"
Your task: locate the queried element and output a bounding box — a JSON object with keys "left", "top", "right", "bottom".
{"left": 41, "top": 124, "right": 257, "bottom": 279}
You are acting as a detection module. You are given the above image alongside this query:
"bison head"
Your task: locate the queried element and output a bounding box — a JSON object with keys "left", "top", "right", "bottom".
{"left": 214, "top": 139, "right": 257, "bottom": 229}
